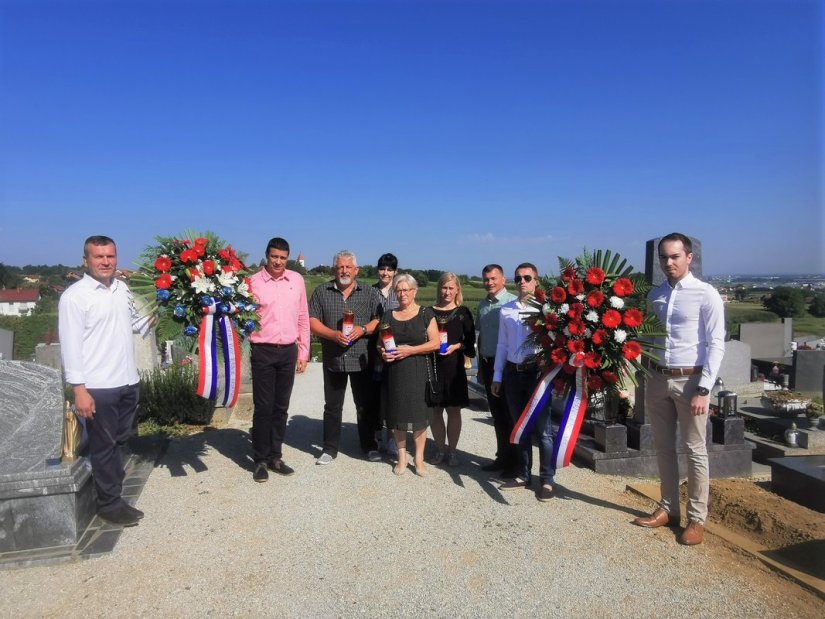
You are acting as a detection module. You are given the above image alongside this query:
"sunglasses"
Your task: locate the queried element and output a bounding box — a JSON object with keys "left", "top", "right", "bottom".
{"left": 514, "top": 275, "right": 534, "bottom": 283}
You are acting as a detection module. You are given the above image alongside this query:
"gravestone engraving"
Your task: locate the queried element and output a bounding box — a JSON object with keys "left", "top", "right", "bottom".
{"left": 645, "top": 235, "right": 703, "bottom": 287}
{"left": 0, "top": 361, "right": 95, "bottom": 552}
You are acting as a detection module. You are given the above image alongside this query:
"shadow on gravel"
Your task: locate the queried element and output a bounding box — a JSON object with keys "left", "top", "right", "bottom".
{"left": 552, "top": 481, "right": 644, "bottom": 518}
{"left": 157, "top": 428, "right": 251, "bottom": 476}
{"left": 287, "top": 415, "right": 364, "bottom": 460}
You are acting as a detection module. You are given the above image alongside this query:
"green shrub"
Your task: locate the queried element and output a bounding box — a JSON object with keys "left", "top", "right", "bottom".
{"left": 137, "top": 364, "right": 216, "bottom": 425}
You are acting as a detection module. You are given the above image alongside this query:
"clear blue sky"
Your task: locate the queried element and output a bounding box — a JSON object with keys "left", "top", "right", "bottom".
{"left": 1, "top": 0, "right": 822, "bottom": 277}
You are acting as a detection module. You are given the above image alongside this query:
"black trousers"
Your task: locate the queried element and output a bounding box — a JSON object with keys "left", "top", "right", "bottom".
{"left": 322, "top": 366, "right": 377, "bottom": 456}
{"left": 251, "top": 343, "right": 298, "bottom": 463}
{"left": 479, "top": 356, "right": 517, "bottom": 467}
{"left": 86, "top": 384, "right": 139, "bottom": 510}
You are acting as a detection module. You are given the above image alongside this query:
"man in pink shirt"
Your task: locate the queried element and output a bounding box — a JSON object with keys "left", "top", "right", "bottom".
{"left": 248, "top": 237, "right": 310, "bottom": 482}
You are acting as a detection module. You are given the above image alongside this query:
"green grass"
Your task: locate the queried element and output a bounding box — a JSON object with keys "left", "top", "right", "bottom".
{"left": 726, "top": 303, "right": 825, "bottom": 338}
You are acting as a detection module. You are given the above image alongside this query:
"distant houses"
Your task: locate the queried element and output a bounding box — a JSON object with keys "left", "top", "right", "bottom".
{"left": 0, "top": 288, "right": 40, "bottom": 316}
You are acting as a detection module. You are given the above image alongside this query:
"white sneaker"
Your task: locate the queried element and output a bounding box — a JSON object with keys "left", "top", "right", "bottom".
{"left": 316, "top": 452, "right": 334, "bottom": 465}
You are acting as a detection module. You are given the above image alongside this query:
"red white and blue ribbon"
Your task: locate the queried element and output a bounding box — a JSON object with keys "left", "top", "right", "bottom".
{"left": 509, "top": 364, "right": 589, "bottom": 469}
{"left": 196, "top": 298, "right": 242, "bottom": 407}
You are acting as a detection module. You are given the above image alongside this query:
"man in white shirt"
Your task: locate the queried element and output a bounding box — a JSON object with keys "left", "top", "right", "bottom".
{"left": 491, "top": 262, "right": 555, "bottom": 502}
{"left": 632, "top": 233, "right": 725, "bottom": 545}
{"left": 59, "top": 236, "right": 145, "bottom": 527}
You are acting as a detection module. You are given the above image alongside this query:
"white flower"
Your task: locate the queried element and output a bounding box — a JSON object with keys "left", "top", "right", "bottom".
{"left": 542, "top": 303, "right": 552, "bottom": 315}
{"left": 563, "top": 327, "right": 571, "bottom": 337}
{"left": 191, "top": 275, "right": 215, "bottom": 294}
{"left": 236, "top": 280, "right": 251, "bottom": 298}
{"left": 584, "top": 328, "right": 592, "bottom": 338}
{"left": 217, "top": 268, "right": 239, "bottom": 287}
{"left": 560, "top": 303, "right": 570, "bottom": 314}
{"left": 576, "top": 294, "right": 585, "bottom": 301}
{"left": 610, "top": 296, "right": 625, "bottom": 309}
{"left": 585, "top": 310, "right": 599, "bottom": 323}
{"left": 613, "top": 329, "right": 627, "bottom": 343}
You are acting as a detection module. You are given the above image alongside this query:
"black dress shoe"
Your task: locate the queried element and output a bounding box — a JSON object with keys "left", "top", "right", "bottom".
{"left": 253, "top": 462, "right": 269, "bottom": 482}
{"left": 121, "top": 502, "right": 144, "bottom": 520}
{"left": 481, "top": 459, "right": 505, "bottom": 471}
{"left": 267, "top": 459, "right": 295, "bottom": 476}
{"left": 97, "top": 504, "right": 140, "bottom": 527}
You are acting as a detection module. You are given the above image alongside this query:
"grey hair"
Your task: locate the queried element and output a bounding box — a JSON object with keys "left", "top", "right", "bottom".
{"left": 333, "top": 250, "right": 357, "bottom": 267}
{"left": 392, "top": 273, "right": 418, "bottom": 291}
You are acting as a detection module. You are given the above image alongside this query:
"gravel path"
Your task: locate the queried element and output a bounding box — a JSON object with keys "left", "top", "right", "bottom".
{"left": 1, "top": 364, "right": 820, "bottom": 617}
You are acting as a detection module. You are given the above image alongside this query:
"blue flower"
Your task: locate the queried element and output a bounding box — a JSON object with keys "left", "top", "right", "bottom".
{"left": 246, "top": 303, "right": 257, "bottom": 313}
{"left": 156, "top": 289, "right": 171, "bottom": 303}
{"left": 219, "top": 303, "right": 230, "bottom": 314}
{"left": 184, "top": 326, "right": 198, "bottom": 337}
{"left": 221, "top": 286, "right": 234, "bottom": 298}
{"left": 244, "top": 320, "right": 256, "bottom": 333}
{"left": 173, "top": 304, "right": 186, "bottom": 318}
{"left": 200, "top": 295, "right": 214, "bottom": 307}
{"left": 235, "top": 301, "right": 245, "bottom": 311}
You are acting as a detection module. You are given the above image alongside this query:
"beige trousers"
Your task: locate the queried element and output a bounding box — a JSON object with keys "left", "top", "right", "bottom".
{"left": 646, "top": 371, "right": 709, "bottom": 523}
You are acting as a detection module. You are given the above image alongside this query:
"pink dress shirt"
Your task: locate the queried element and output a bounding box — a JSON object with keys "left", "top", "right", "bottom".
{"left": 248, "top": 268, "right": 310, "bottom": 361}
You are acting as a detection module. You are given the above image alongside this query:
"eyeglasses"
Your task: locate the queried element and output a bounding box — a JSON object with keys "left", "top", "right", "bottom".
{"left": 514, "top": 275, "right": 534, "bottom": 283}
{"left": 395, "top": 288, "right": 414, "bottom": 294}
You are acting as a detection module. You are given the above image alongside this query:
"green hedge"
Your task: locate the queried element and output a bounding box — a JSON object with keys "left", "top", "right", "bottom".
{"left": 0, "top": 313, "right": 59, "bottom": 360}
{"left": 137, "top": 364, "right": 216, "bottom": 425}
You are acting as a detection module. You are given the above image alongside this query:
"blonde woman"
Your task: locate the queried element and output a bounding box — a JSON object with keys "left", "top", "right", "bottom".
{"left": 429, "top": 273, "right": 476, "bottom": 466}
{"left": 379, "top": 273, "right": 440, "bottom": 476}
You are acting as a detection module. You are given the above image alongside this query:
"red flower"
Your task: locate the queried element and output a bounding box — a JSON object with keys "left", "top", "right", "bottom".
{"left": 180, "top": 248, "right": 198, "bottom": 264}
{"left": 601, "top": 370, "right": 619, "bottom": 384}
{"left": 217, "top": 249, "right": 231, "bottom": 261}
{"left": 194, "top": 244, "right": 206, "bottom": 258}
{"left": 229, "top": 258, "right": 242, "bottom": 272}
{"left": 568, "top": 303, "right": 584, "bottom": 318}
{"left": 530, "top": 320, "right": 543, "bottom": 333}
{"left": 554, "top": 334, "right": 567, "bottom": 348}
{"left": 613, "top": 278, "right": 634, "bottom": 297}
{"left": 586, "top": 267, "right": 606, "bottom": 286}
{"left": 550, "top": 287, "right": 567, "bottom": 304}
{"left": 202, "top": 260, "right": 216, "bottom": 276}
{"left": 155, "top": 274, "right": 172, "bottom": 289}
{"left": 567, "top": 339, "right": 585, "bottom": 354}
{"left": 567, "top": 279, "right": 584, "bottom": 296}
{"left": 583, "top": 352, "right": 602, "bottom": 369}
{"left": 540, "top": 334, "right": 553, "bottom": 348}
{"left": 176, "top": 239, "right": 191, "bottom": 246}
{"left": 602, "top": 309, "right": 622, "bottom": 329}
{"left": 154, "top": 255, "right": 172, "bottom": 272}
{"left": 544, "top": 314, "right": 558, "bottom": 330}
{"left": 195, "top": 237, "right": 209, "bottom": 247}
{"left": 563, "top": 364, "right": 577, "bottom": 374}
{"left": 623, "top": 308, "right": 644, "bottom": 328}
{"left": 551, "top": 348, "right": 568, "bottom": 365}
{"left": 561, "top": 266, "right": 576, "bottom": 282}
{"left": 622, "top": 341, "right": 642, "bottom": 360}
{"left": 534, "top": 288, "right": 546, "bottom": 303}
{"left": 586, "top": 290, "right": 605, "bottom": 308}
{"left": 187, "top": 267, "right": 200, "bottom": 280}
{"left": 587, "top": 374, "right": 604, "bottom": 391}
{"left": 591, "top": 329, "right": 609, "bottom": 345}
{"left": 568, "top": 320, "right": 586, "bottom": 336}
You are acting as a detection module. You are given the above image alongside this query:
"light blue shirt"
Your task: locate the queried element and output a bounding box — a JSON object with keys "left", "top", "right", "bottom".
{"left": 476, "top": 287, "right": 517, "bottom": 358}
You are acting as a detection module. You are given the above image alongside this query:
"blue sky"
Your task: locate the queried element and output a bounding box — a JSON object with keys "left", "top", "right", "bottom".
{"left": 1, "top": 0, "right": 822, "bottom": 277}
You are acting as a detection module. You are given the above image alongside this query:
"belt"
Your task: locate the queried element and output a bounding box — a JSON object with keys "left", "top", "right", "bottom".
{"left": 505, "top": 360, "right": 537, "bottom": 373}
{"left": 252, "top": 342, "right": 296, "bottom": 349}
{"left": 649, "top": 362, "right": 702, "bottom": 377}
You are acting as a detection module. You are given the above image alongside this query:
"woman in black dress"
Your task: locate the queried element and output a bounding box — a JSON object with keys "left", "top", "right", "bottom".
{"left": 379, "top": 273, "right": 440, "bottom": 476}
{"left": 430, "top": 273, "right": 476, "bottom": 466}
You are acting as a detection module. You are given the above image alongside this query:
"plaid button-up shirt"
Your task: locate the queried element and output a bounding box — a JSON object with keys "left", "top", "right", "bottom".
{"left": 309, "top": 279, "right": 383, "bottom": 372}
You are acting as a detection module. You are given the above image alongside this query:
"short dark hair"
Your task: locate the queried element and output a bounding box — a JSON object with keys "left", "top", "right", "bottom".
{"left": 84, "top": 235, "right": 115, "bottom": 256}
{"left": 266, "top": 237, "right": 290, "bottom": 256}
{"left": 377, "top": 253, "right": 398, "bottom": 270}
{"left": 482, "top": 263, "right": 504, "bottom": 276}
{"left": 658, "top": 232, "right": 692, "bottom": 255}
{"left": 515, "top": 262, "right": 538, "bottom": 276}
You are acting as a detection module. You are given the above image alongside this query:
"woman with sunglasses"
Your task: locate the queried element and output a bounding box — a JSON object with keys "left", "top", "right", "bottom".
{"left": 379, "top": 273, "right": 440, "bottom": 476}
{"left": 429, "top": 273, "right": 476, "bottom": 466}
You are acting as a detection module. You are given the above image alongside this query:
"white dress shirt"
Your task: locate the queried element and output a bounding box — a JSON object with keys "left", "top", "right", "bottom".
{"left": 492, "top": 299, "right": 539, "bottom": 382}
{"left": 58, "top": 274, "right": 140, "bottom": 388}
{"left": 648, "top": 272, "right": 726, "bottom": 391}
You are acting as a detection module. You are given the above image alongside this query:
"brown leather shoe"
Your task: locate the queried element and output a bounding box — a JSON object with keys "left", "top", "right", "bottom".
{"left": 680, "top": 520, "right": 705, "bottom": 545}
{"left": 632, "top": 508, "right": 680, "bottom": 528}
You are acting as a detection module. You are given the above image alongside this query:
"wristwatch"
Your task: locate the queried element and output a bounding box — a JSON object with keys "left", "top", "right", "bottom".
{"left": 361, "top": 325, "right": 368, "bottom": 337}
{"left": 695, "top": 386, "right": 710, "bottom": 396}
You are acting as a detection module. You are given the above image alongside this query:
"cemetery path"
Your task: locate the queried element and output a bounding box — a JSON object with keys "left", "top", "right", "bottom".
{"left": 1, "top": 364, "right": 823, "bottom": 618}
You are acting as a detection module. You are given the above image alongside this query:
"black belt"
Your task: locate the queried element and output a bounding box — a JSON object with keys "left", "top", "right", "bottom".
{"left": 505, "top": 360, "right": 537, "bottom": 373}
{"left": 648, "top": 361, "right": 702, "bottom": 377}
{"left": 252, "top": 342, "right": 296, "bottom": 349}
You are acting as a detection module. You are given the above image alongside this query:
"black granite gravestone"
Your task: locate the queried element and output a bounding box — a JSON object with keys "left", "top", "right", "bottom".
{"left": 0, "top": 361, "right": 95, "bottom": 552}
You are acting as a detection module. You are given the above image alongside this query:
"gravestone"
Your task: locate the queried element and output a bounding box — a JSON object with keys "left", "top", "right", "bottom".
{"left": 740, "top": 319, "right": 793, "bottom": 360}
{"left": 718, "top": 340, "right": 751, "bottom": 387}
{"left": 0, "top": 361, "right": 95, "bottom": 552}
{"left": 645, "top": 235, "right": 703, "bottom": 287}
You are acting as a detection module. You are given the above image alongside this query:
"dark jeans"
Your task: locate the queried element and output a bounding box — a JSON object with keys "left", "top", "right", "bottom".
{"left": 86, "top": 384, "right": 139, "bottom": 510}
{"left": 322, "top": 366, "right": 377, "bottom": 456}
{"left": 480, "top": 356, "right": 517, "bottom": 468}
{"left": 503, "top": 365, "right": 555, "bottom": 486}
{"left": 251, "top": 343, "right": 298, "bottom": 463}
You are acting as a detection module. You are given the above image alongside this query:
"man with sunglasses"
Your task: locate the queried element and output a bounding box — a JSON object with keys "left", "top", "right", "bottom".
{"left": 491, "top": 263, "right": 556, "bottom": 502}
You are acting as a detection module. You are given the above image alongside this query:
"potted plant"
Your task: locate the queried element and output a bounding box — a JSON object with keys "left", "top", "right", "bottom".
{"left": 761, "top": 390, "right": 812, "bottom": 418}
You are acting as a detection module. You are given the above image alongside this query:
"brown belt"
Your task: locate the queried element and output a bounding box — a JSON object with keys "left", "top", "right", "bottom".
{"left": 649, "top": 362, "right": 702, "bottom": 377}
